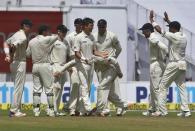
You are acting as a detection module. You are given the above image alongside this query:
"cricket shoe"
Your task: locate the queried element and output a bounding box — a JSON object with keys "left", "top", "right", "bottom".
{"left": 79, "top": 112, "right": 88, "bottom": 117}
{"left": 75, "top": 111, "right": 80, "bottom": 116}
{"left": 47, "top": 109, "right": 55, "bottom": 117}
{"left": 116, "top": 107, "right": 127, "bottom": 116}
{"left": 177, "top": 111, "right": 191, "bottom": 117}
{"left": 79, "top": 111, "right": 95, "bottom": 117}
{"left": 69, "top": 111, "right": 76, "bottom": 116}
{"left": 55, "top": 112, "right": 66, "bottom": 117}
{"left": 33, "top": 108, "right": 40, "bottom": 117}
{"left": 142, "top": 110, "right": 154, "bottom": 116}
{"left": 151, "top": 111, "right": 167, "bottom": 117}
{"left": 88, "top": 107, "right": 98, "bottom": 116}
{"left": 97, "top": 112, "right": 111, "bottom": 117}
{"left": 9, "top": 111, "right": 26, "bottom": 117}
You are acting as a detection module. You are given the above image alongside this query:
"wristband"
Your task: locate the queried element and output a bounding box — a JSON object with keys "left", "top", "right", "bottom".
{"left": 4, "top": 48, "right": 10, "bottom": 54}
{"left": 152, "top": 22, "right": 158, "bottom": 27}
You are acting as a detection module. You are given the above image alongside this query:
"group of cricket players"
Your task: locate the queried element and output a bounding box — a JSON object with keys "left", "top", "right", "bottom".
{"left": 3, "top": 16, "right": 128, "bottom": 117}
{"left": 140, "top": 11, "right": 191, "bottom": 117}
{"left": 3, "top": 10, "right": 192, "bottom": 118}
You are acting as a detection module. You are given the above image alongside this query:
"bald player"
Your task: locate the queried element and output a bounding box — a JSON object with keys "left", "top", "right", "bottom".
{"left": 74, "top": 17, "right": 95, "bottom": 115}
{"left": 26, "top": 25, "right": 58, "bottom": 117}
{"left": 93, "top": 19, "right": 128, "bottom": 116}
{"left": 139, "top": 22, "right": 168, "bottom": 116}
{"left": 150, "top": 11, "right": 191, "bottom": 117}
{"left": 65, "top": 18, "right": 83, "bottom": 116}
{"left": 4, "top": 19, "right": 32, "bottom": 117}
{"left": 50, "top": 24, "right": 70, "bottom": 116}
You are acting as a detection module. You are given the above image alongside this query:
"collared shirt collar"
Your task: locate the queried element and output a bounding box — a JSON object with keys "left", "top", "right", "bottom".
{"left": 149, "top": 32, "right": 155, "bottom": 39}
{"left": 175, "top": 31, "right": 183, "bottom": 36}
{"left": 82, "top": 31, "right": 91, "bottom": 38}
{"left": 19, "top": 29, "right": 26, "bottom": 35}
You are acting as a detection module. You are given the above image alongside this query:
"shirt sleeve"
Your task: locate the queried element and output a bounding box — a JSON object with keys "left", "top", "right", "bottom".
{"left": 65, "top": 35, "right": 72, "bottom": 47}
{"left": 158, "top": 41, "right": 168, "bottom": 54}
{"left": 12, "top": 38, "right": 26, "bottom": 46}
{"left": 162, "top": 31, "right": 177, "bottom": 42}
{"left": 64, "top": 40, "right": 72, "bottom": 61}
{"left": 6, "top": 35, "right": 25, "bottom": 46}
{"left": 74, "top": 36, "right": 81, "bottom": 52}
{"left": 65, "top": 36, "right": 75, "bottom": 57}
{"left": 47, "top": 35, "right": 58, "bottom": 45}
{"left": 149, "top": 36, "right": 168, "bottom": 54}
{"left": 149, "top": 37, "right": 159, "bottom": 46}
{"left": 6, "top": 36, "right": 13, "bottom": 45}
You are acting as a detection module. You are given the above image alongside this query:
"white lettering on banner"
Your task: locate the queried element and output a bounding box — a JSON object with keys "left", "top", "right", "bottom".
{"left": 1, "top": 82, "right": 195, "bottom": 104}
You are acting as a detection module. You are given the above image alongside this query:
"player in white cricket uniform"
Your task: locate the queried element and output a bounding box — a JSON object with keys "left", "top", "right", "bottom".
{"left": 50, "top": 25, "right": 70, "bottom": 116}
{"left": 139, "top": 22, "right": 168, "bottom": 116}
{"left": 4, "top": 19, "right": 32, "bottom": 117}
{"left": 150, "top": 11, "right": 191, "bottom": 117}
{"left": 26, "top": 25, "right": 58, "bottom": 117}
{"left": 74, "top": 17, "right": 95, "bottom": 115}
{"left": 65, "top": 18, "right": 83, "bottom": 116}
{"left": 93, "top": 19, "right": 128, "bottom": 116}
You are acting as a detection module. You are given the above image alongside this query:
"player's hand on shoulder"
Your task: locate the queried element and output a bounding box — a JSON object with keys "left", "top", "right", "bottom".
{"left": 53, "top": 71, "right": 62, "bottom": 78}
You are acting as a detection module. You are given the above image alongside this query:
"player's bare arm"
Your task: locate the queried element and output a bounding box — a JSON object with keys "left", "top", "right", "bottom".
{"left": 149, "top": 10, "right": 162, "bottom": 34}
{"left": 93, "top": 46, "right": 109, "bottom": 59}
{"left": 164, "top": 11, "right": 171, "bottom": 24}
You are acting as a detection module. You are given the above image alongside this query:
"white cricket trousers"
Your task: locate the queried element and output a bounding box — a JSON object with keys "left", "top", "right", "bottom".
{"left": 32, "top": 63, "right": 54, "bottom": 109}
{"left": 68, "top": 67, "right": 80, "bottom": 113}
{"left": 149, "top": 61, "right": 165, "bottom": 112}
{"left": 10, "top": 61, "right": 26, "bottom": 112}
{"left": 96, "top": 67, "right": 127, "bottom": 113}
{"left": 52, "top": 63, "right": 66, "bottom": 112}
{"left": 158, "top": 61, "right": 190, "bottom": 115}
{"left": 76, "top": 62, "right": 93, "bottom": 113}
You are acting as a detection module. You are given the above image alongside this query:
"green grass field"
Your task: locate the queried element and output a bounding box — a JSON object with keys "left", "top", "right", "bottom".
{"left": 0, "top": 110, "right": 195, "bottom": 131}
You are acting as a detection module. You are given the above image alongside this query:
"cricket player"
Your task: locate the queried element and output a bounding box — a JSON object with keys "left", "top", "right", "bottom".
{"left": 150, "top": 11, "right": 191, "bottom": 117}
{"left": 74, "top": 17, "right": 95, "bottom": 115}
{"left": 93, "top": 19, "right": 128, "bottom": 116}
{"left": 139, "top": 22, "right": 168, "bottom": 116}
{"left": 50, "top": 24, "right": 70, "bottom": 116}
{"left": 26, "top": 25, "right": 58, "bottom": 117}
{"left": 65, "top": 18, "right": 83, "bottom": 116}
{"left": 4, "top": 19, "right": 32, "bottom": 117}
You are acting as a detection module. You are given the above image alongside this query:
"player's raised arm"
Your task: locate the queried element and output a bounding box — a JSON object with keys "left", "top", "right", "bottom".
{"left": 149, "top": 10, "right": 162, "bottom": 34}
{"left": 164, "top": 11, "right": 171, "bottom": 24}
